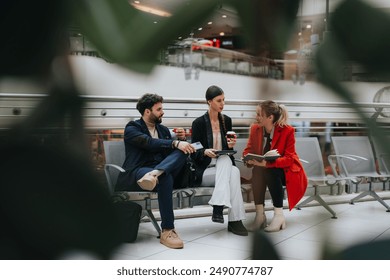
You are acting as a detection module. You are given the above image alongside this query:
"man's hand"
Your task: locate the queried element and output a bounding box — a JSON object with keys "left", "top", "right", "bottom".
{"left": 177, "top": 141, "right": 195, "bottom": 154}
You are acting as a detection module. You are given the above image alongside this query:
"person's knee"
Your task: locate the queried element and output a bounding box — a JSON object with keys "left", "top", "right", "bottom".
{"left": 217, "top": 155, "right": 232, "bottom": 167}
{"left": 232, "top": 166, "right": 240, "bottom": 176}
{"left": 173, "top": 149, "right": 187, "bottom": 158}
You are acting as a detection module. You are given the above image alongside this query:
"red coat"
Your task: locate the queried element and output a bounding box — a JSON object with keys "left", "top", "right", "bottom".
{"left": 243, "top": 123, "right": 308, "bottom": 210}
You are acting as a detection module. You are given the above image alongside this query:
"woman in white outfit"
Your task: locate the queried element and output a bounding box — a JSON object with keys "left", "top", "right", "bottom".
{"left": 191, "top": 85, "right": 247, "bottom": 236}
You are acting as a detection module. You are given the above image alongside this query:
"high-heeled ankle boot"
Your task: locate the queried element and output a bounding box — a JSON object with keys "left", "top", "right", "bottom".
{"left": 212, "top": 205, "right": 224, "bottom": 223}
{"left": 264, "top": 207, "right": 286, "bottom": 232}
{"left": 248, "top": 204, "right": 267, "bottom": 231}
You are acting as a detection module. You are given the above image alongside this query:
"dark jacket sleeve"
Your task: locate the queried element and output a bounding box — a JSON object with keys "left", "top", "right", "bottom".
{"left": 124, "top": 121, "right": 173, "bottom": 152}
{"left": 191, "top": 116, "right": 211, "bottom": 181}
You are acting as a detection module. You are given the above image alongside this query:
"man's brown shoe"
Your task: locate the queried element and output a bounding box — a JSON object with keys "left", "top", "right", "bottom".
{"left": 160, "top": 229, "right": 184, "bottom": 249}
{"left": 137, "top": 172, "right": 158, "bottom": 191}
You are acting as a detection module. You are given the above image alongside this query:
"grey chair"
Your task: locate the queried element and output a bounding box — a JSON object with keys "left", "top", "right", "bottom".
{"left": 371, "top": 135, "right": 390, "bottom": 191}
{"left": 233, "top": 137, "right": 254, "bottom": 202}
{"left": 295, "top": 137, "right": 342, "bottom": 218}
{"left": 330, "top": 136, "right": 390, "bottom": 212}
{"left": 234, "top": 137, "right": 253, "bottom": 181}
{"left": 103, "top": 140, "right": 162, "bottom": 236}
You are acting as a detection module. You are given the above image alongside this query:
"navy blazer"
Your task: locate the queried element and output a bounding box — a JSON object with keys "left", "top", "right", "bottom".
{"left": 116, "top": 118, "right": 174, "bottom": 191}
{"left": 191, "top": 112, "right": 235, "bottom": 185}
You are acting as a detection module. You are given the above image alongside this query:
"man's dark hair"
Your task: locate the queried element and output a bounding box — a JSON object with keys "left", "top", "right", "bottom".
{"left": 136, "top": 93, "right": 163, "bottom": 115}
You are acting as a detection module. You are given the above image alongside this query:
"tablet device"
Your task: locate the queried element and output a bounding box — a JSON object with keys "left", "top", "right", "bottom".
{"left": 215, "top": 150, "right": 237, "bottom": 156}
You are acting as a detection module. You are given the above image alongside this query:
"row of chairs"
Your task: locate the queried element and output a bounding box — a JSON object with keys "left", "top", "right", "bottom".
{"left": 295, "top": 136, "right": 390, "bottom": 219}
{"left": 103, "top": 135, "right": 390, "bottom": 236}
{"left": 330, "top": 136, "right": 390, "bottom": 209}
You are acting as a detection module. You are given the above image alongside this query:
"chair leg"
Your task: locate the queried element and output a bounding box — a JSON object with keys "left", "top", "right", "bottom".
{"left": 351, "top": 181, "right": 372, "bottom": 204}
{"left": 350, "top": 190, "right": 390, "bottom": 212}
{"left": 145, "top": 209, "right": 162, "bottom": 237}
{"left": 296, "top": 195, "right": 316, "bottom": 209}
{"left": 368, "top": 191, "right": 390, "bottom": 212}
{"left": 296, "top": 195, "right": 337, "bottom": 218}
{"left": 296, "top": 186, "right": 337, "bottom": 218}
{"left": 350, "top": 191, "right": 370, "bottom": 204}
{"left": 314, "top": 195, "right": 337, "bottom": 218}
{"left": 144, "top": 197, "right": 161, "bottom": 237}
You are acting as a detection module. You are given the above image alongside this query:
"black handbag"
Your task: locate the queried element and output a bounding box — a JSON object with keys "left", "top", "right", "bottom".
{"left": 174, "top": 156, "right": 199, "bottom": 189}
{"left": 113, "top": 200, "right": 142, "bottom": 243}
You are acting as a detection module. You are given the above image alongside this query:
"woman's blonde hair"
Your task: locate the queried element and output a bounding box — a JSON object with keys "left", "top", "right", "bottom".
{"left": 259, "top": 100, "right": 289, "bottom": 127}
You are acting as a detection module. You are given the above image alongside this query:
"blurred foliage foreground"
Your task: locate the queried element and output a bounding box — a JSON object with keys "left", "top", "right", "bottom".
{"left": 0, "top": 0, "right": 390, "bottom": 259}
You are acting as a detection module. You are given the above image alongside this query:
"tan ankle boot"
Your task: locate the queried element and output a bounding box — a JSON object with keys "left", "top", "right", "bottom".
{"left": 160, "top": 229, "right": 184, "bottom": 249}
{"left": 249, "top": 204, "right": 267, "bottom": 231}
{"left": 264, "top": 207, "right": 286, "bottom": 232}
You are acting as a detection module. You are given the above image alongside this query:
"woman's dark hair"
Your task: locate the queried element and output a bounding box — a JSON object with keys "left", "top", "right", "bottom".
{"left": 205, "top": 85, "right": 227, "bottom": 133}
{"left": 205, "top": 85, "right": 224, "bottom": 101}
{"left": 136, "top": 93, "right": 163, "bottom": 115}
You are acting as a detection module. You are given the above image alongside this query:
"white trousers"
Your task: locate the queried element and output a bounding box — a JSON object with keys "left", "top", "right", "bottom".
{"left": 201, "top": 155, "right": 246, "bottom": 222}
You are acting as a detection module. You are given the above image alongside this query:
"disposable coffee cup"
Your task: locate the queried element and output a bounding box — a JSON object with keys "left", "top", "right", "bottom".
{"left": 173, "top": 128, "right": 186, "bottom": 139}
{"left": 173, "top": 128, "right": 183, "bottom": 133}
{"left": 226, "top": 131, "right": 236, "bottom": 139}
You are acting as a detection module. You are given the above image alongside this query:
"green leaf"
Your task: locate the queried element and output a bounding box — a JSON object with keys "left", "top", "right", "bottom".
{"left": 229, "top": 0, "right": 300, "bottom": 56}
{"left": 315, "top": 0, "right": 390, "bottom": 166}
{"left": 330, "top": 0, "right": 390, "bottom": 74}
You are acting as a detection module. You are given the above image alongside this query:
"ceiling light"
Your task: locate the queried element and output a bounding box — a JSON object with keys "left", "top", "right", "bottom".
{"left": 219, "top": 32, "right": 225, "bottom": 36}
{"left": 306, "top": 24, "right": 312, "bottom": 29}
{"left": 198, "top": 27, "right": 203, "bottom": 31}
{"left": 285, "top": 50, "right": 298, "bottom": 55}
{"left": 208, "top": 21, "right": 213, "bottom": 25}
{"left": 131, "top": 3, "right": 172, "bottom": 17}
{"left": 222, "top": 15, "right": 227, "bottom": 18}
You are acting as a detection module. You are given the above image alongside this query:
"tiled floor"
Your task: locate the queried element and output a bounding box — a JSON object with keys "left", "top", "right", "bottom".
{"left": 111, "top": 192, "right": 390, "bottom": 260}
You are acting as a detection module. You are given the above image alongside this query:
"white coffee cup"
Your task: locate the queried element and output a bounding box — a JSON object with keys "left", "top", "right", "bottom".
{"left": 226, "top": 131, "right": 236, "bottom": 140}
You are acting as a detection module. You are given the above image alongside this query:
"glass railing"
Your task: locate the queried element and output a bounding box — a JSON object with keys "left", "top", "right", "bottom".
{"left": 68, "top": 34, "right": 280, "bottom": 79}
{"left": 162, "top": 43, "right": 273, "bottom": 78}
{"left": 69, "top": 32, "right": 390, "bottom": 83}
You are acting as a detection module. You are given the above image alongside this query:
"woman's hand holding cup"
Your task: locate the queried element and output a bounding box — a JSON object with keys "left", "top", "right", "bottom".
{"left": 226, "top": 131, "right": 237, "bottom": 148}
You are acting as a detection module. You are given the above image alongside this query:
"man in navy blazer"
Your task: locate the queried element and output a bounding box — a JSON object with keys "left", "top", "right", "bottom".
{"left": 116, "top": 93, "right": 195, "bottom": 249}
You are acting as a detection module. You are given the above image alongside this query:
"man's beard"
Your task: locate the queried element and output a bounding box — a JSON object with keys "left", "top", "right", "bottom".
{"left": 151, "top": 113, "right": 162, "bottom": 124}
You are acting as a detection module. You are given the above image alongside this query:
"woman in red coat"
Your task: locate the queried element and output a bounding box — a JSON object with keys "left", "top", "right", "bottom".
{"left": 243, "top": 100, "right": 307, "bottom": 232}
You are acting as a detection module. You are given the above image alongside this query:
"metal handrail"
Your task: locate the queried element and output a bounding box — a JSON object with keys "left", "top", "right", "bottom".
{"left": 1, "top": 92, "right": 390, "bottom": 130}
